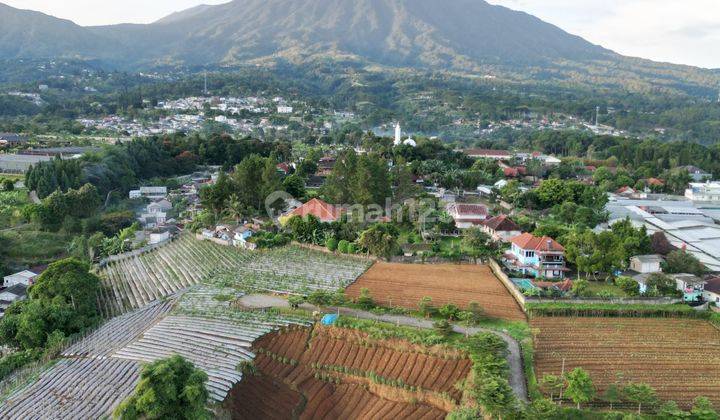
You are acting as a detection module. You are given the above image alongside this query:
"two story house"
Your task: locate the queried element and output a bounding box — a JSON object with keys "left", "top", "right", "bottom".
{"left": 506, "top": 233, "right": 567, "bottom": 279}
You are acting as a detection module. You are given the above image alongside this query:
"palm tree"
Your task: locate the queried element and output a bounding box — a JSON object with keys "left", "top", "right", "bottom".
{"left": 225, "top": 194, "right": 246, "bottom": 223}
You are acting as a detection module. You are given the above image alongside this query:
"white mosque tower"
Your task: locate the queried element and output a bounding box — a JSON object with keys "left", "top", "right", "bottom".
{"left": 394, "top": 122, "right": 402, "bottom": 146}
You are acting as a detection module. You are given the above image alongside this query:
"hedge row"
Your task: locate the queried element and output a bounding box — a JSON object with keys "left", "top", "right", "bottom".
{"left": 526, "top": 302, "right": 712, "bottom": 319}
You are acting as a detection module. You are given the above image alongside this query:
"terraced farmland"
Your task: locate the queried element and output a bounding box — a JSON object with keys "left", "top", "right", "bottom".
{"left": 113, "top": 312, "right": 311, "bottom": 401}
{"left": 532, "top": 317, "right": 720, "bottom": 408}
{"left": 238, "top": 246, "right": 372, "bottom": 294}
{"left": 226, "top": 324, "right": 470, "bottom": 418}
{"left": 0, "top": 358, "right": 141, "bottom": 419}
{"left": 346, "top": 262, "right": 526, "bottom": 321}
{"left": 97, "top": 234, "right": 251, "bottom": 316}
{"left": 97, "top": 236, "right": 370, "bottom": 317}
{"left": 63, "top": 298, "right": 176, "bottom": 358}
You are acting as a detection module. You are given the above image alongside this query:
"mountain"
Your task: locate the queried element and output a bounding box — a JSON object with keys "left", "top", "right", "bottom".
{"left": 0, "top": 3, "right": 119, "bottom": 60}
{"left": 0, "top": 0, "right": 717, "bottom": 94}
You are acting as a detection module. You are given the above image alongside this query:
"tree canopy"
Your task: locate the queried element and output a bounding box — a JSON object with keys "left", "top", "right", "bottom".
{"left": 114, "top": 355, "right": 211, "bottom": 420}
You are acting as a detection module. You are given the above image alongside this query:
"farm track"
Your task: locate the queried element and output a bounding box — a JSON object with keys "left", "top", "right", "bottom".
{"left": 345, "top": 262, "right": 526, "bottom": 321}
{"left": 239, "top": 294, "right": 528, "bottom": 402}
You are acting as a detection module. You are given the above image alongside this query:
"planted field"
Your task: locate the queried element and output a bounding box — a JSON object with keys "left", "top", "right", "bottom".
{"left": 226, "top": 324, "right": 470, "bottom": 418}
{"left": 64, "top": 298, "right": 176, "bottom": 358}
{"left": 113, "top": 313, "right": 310, "bottom": 401}
{"left": 531, "top": 317, "right": 720, "bottom": 408}
{"left": 97, "top": 238, "right": 370, "bottom": 317}
{"left": 346, "top": 262, "right": 525, "bottom": 321}
{"left": 0, "top": 358, "right": 141, "bottom": 419}
{"left": 231, "top": 246, "right": 371, "bottom": 294}
{"left": 97, "top": 234, "right": 251, "bottom": 316}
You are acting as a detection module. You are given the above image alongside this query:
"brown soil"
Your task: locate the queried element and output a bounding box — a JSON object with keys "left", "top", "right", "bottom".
{"left": 346, "top": 262, "right": 525, "bottom": 321}
{"left": 225, "top": 325, "right": 473, "bottom": 419}
{"left": 531, "top": 316, "right": 720, "bottom": 408}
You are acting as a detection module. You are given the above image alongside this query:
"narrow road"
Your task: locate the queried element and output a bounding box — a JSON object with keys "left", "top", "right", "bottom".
{"left": 239, "top": 294, "right": 528, "bottom": 402}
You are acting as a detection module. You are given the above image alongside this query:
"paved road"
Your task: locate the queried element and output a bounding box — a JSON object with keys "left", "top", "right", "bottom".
{"left": 239, "top": 294, "right": 528, "bottom": 401}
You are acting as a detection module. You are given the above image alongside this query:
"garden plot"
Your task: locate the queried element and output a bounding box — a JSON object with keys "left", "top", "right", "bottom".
{"left": 347, "top": 262, "right": 526, "bottom": 321}
{"left": 97, "top": 234, "right": 252, "bottom": 316}
{"left": 0, "top": 358, "right": 141, "bottom": 419}
{"left": 111, "top": 313, "right": 311, "bottom": 401}
{"left": 532, "top": 316, "right": 720, "bottom": 408}
{"left": 63, "top": 298, "right": 176, "bottom": 358}
{"left": 236, "top": 246, "right": 372, "bottom": 294}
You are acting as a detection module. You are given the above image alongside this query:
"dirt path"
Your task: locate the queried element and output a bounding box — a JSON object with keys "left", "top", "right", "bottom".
{"left": 239, "top": 294, "right": 528, "bottom": 402}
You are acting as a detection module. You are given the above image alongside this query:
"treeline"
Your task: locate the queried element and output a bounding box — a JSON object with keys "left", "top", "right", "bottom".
{"left": 479, "top": 130, "right": 720, "bottom": 178}
{"left": 26, "top": 133, "right": 286, "bottom": 199}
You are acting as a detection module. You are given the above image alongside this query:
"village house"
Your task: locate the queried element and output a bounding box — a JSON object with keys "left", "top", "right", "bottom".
{"left": 281, "top": 198, "right": 343, "bottom": 224}
{"left": 445, "top": 203, "right": 488, "bottom": 229}
{"left": 0, "top": 133, "right": 28, "bottom": 147}
{"left": 702, "top": 276, "right": 720, "bottom": 305}
{"left": 629, "top": 254, "right": 664, "bottom": 274}
{"left": 463, "top": 148, "right": 511, "bottom": 160}
{"left": 481, "top": 214, "right": 522, "bottom": 242}
{"left": 679, "top": 165, "right": 713, "bottom": 182}
{"left": 3, "top": 270, "right": 38, "bottom": 287}
{"left": 685, "top": 181, "right": 720, "bottom": 202}
{"left": 505, "top": 233, "right": 567, "bottom": 279}
{"left": 671, "top": 273, "right": 706, "bottom": 302}
{"left": 129, "top": 186, "right": 168, "bottom": 200}
{"left": 146, "top": 198, "right": 172, "bottom": 214}
{"left": 316, "top": 156, "right": 336, "bottom": 177}
{"left": 0, "top": 284, "right": 27, "bottom": 316}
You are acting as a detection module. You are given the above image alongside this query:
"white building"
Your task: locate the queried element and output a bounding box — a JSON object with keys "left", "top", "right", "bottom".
{"left": 685, "top": 181, "right": 720, "bottom": 202}
{"left": 129, "top": 186, "right": 168, "bottom": 200}
{"left": 3, "top": 270, "right": 38, "bottom": 287}
{"left": 629, "top": 255, "right": 663, "bottom": 274}
{"left": 394, "top": 123, "right": 402, "bottom": 146}
{"left": 277, "top": 106, "right": 293, "bottom": 114}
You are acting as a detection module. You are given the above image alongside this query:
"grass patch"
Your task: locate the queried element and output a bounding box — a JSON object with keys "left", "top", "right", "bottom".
{"left": 584, "top": 280, "right": 627, "bottom": 297}
{"left": 0, "top": 226, "right": 71, "bottom": 267}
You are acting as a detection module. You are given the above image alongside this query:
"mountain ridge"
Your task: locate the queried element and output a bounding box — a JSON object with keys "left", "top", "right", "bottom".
{"left": 0, "top": 0, "right": 717, "bottom": 95}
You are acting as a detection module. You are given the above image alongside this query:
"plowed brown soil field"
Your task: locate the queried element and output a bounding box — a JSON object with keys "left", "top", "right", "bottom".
{"left": 226, "top": 325, "right": 472, "bottom": 419}
{"left": 532, "top": 316, "right": 720, "bottom": 408}
{"left": 346, "top": 262, "right": 525, "bottom": 321}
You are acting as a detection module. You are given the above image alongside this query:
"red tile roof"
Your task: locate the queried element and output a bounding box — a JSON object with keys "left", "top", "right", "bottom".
{"left": 647, "top": 177, "right": 665, "bottom": 186}
{"left": 535, "top": 279, "right": 573, "bottom": 291}
{"left": 509, "top": 233, "right": 564, "bottom": 252}
{"left": 288, "top": 198, "right": 342, "bottom": 222}
{"left": 447, "top": 203, "right": 488, "bottom": 217}
{"left": 483, "top": 214, "right": 520, "bottom": 232}
{"left": 503, "top": 167, "right": 519, "bottom": 177}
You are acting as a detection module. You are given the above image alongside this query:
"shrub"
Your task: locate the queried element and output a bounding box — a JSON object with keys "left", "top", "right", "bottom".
{"left": 338, "top": 240, "right": 350, "bottom": 254}
{"left": 433, "top": 319, "right": 453, "bottom": 339}
{"left": 356, "top": 288, "right": 375, "bottom": 310}
{"left": 325, "top": 237, "right": 338, "bottom": 252}
{"left": 439, "top": 303, "right": 461, "bottom": 320}
{"left": 418, "top": 296, "right": 435, "bottom": 317}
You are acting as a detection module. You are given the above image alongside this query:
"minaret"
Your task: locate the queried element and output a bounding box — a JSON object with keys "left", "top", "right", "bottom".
{"left": 394, "top": 122, "right": 402, "bottom": 146}
{"left": 595, "top": 106, "right": 600, "bottom": 127}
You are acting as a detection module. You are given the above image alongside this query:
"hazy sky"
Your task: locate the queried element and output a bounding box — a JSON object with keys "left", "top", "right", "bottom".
{"left": 5, "top": 0, "right": 720, "bottom": 68}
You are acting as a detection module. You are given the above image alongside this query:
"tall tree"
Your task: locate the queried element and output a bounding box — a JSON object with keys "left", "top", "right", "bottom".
{"left": 114, "top": 355, "right": 211, "bottom": 420}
